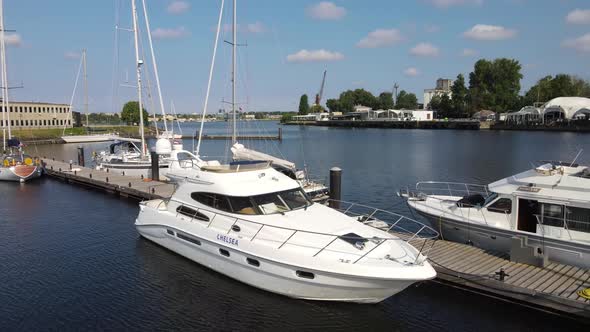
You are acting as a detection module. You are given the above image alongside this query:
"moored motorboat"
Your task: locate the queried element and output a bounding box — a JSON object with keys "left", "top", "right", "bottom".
{"left": 136, "top": 159, "right": 437, "bottom": 303}
{"left": 399, "top": 161, "right": 590, "bottom": 268}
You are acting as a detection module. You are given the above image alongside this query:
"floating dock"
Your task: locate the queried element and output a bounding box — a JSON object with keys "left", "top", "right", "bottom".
{"left": 41, "top": 157, "right": 589, "bottom": 321}
{"left": 404, "top": 235, "right": 590, "bottom": 320}
{"left": 42, "top": 158, "right": 174, "bottom": 200}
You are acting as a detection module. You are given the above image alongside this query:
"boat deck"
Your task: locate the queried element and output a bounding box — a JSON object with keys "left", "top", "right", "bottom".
{"left": 402, "top": 234, "right": 590, "bottom": 319}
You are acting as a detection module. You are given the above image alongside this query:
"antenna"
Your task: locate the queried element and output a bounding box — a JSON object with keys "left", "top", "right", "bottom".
{"left": 393, "top": 83, "right": 399, "bottom": 106}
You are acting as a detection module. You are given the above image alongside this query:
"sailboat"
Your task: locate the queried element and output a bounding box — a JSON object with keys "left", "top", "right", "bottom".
{"left": 0, "top": 0, "right": 42, "bottom": 182}
{"left": 61, "top": 49, "right": 119, "bottom": 143}
{"left": 94, "top": 0, "right": 171, "bottom": 178}
{"left": 140, "top": 0, "right": 437, "bottom": 303}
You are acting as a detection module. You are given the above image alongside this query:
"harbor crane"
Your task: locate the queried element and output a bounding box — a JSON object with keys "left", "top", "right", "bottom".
{"left": 314, "top": 70, "right": 327, "bottom": 106}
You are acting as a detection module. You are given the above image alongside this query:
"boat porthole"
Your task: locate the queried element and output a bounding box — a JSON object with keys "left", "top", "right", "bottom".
{"left": 296, "top": 270, "right": 315, "bottom": 279}
{"left": 219, "top": 248, "right": 230, "bottom": 257}
{"left": 167, "top": 229, "right": 174, "bottom": 236}
{"left": 231, "top": 225, "right": 241, "bottom": 232}
{"left": 246, "top": 258, "right": 260, "bottom": 267}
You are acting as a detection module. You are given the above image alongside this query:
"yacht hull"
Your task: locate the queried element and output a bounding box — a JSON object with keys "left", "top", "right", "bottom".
{"left": 0, "top": 165, "right": 42, "bottom": 182}
{"left": 412, "top": 207, "right": 590, "bottom": 269}
{"left": 61, "top": 134, "right": 117, "bottom": 143}
{"left": 135, "top": 223, "right": 420, "bottom": 303}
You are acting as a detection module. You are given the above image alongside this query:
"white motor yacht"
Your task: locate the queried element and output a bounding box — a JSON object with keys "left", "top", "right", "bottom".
{"left": 399, "top": 161, "right": 590, "bottom": 268}
{"left": 137, "top": 158, "right": 437, "bottom": 303}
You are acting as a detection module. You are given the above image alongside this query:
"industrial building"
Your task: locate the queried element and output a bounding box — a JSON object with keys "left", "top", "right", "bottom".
{"left": 1, "top": 101, "right": 73, "bottom": 129}
{"left": 423, "top": 78, "right": 453, "bottom": 110}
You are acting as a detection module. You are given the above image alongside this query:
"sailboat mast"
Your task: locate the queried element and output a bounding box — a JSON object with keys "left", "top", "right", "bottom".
{"left": 0, "top": 0, "right": 11, "bottom": 142}
{"left": 131, "top": 0, "right": 146, "bottom": 158}
{"left": 140, "top": 0, "right": 168, "bottom": 133}
{"left": 83, "top": 49, "right": 89, "bottom": 127}
{"left": 231, "top": 0, "right": 237, "bottom": 144}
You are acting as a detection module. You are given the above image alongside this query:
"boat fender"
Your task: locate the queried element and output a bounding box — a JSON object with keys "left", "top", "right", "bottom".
{"left": 3, "top": 159, "right": 8, "bottom": 167}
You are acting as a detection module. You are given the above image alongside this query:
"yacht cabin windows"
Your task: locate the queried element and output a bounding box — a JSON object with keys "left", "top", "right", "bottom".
{"left": 191, "top": 189, "right": 311, "bottom": 216}
{"left": 487, "top": 198, "right": 512, "bottom": 214}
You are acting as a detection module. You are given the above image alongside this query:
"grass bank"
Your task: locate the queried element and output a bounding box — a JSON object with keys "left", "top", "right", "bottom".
{"left": 12, "top": 126, "right": 157, "bottom": 141}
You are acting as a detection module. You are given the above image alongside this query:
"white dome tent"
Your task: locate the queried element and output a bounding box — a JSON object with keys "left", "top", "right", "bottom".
{"left": 542, "top": 97, "right": 590, "bottom": 122}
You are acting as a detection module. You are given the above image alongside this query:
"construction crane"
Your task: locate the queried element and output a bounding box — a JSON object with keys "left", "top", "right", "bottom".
{"left": 314, "top": 70, "right": 327, "bottom": 106}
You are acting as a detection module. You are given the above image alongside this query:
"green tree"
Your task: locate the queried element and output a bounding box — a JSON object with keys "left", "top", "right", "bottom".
{"left": 428, "top": 95, "right": 442, "bottom": 111}
{"left": 377, "top": 92, "right": 394, "bottom": 109}
{"left": 439, "top": 94, "right": 453, "bottom": 118}
{"left": 468, "top": 58, "right": 522, "bottom": 113}
{"left": 310, "top": 104, "right": 325, "bottom": 113}
{"left": 326, "top": 98, "right": 342, "bottom": 113}
{"left": 523, "top": 74, "right": 590, "bottom": 106}
{"left": 120, "top": 101, "right": 148, "bottom": 125}
{"left": 451, "top": 74, "right": 468, "bottom": 116}
{"left": 254, "top": 112, "right": 266, "bottom": 120}
{"left": 298, "top": 94, "right": 310, "bottom": 115}
{"left": 395, "top": 90, "right": 418, "bottom": 109}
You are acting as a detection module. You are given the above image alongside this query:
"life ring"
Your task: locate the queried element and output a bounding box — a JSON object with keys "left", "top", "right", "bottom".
{"left": 24, "top": 157, "right": 33, "bottom": 165}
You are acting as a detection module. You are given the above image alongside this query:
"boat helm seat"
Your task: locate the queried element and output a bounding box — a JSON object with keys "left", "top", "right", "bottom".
{"left": 456, "top": 194, "right": 485, "bottom": 208}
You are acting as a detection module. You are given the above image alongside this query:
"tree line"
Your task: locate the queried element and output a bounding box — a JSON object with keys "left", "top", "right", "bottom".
{"left": 297, "top": 89, "right": 419, "bottom": 115}
{"left": 297, "top": 58, "right": 590, "bottom": 118}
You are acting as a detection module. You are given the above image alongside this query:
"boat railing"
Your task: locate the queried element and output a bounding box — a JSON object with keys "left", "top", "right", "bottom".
{"left": 534, "top": 214, "right": 590, "bottom": 241}
{"left": 400, "top": 181, "right": 488, "bottom": 199}
{"left": 157, "top": 199, "right": 438, "bottom": 265}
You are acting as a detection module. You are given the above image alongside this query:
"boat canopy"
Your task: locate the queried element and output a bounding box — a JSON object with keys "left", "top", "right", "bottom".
{"left": 7, "top": 138, "right": 20, "bottom": 147}
{"left": 231, "top": 143, "right": 296, "bottom": 170}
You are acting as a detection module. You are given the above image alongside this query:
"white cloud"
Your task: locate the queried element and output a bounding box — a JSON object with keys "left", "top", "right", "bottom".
{"left": 425, "top": 0, "right": 483, "bottom": 8}
{"left": 461, "top": 48, "right": 478, "bottom": 56}
{"left": 167, "top": 1, "right": 190, "bottom": 14}
{"left": 306, "top": 2, "right": 346, "bottom": 20}
{"left": 64, "top": 51, "right": 81, "bottom": 60}
{"left": 562, "top": 33, "right": 590, "bottom": 53}
{"left": 463, "top": 24, "right": 516, "bottom": 40}
{"left": 2, "top": 33, "right": 22, "bottom": 47}
{"left": 152, "top": 27, "right": 189, "bottom": 40}
{"left": 246, "top": 22, "right": 266, "bottom": 34}
{"left": 286, "top": 49, "right": 344, "bottom": 63}
{"left": 404, "top": 67, "right": 419, "bottom": 77}
{"left": 566, "top": 9, "right": 590, "bottom": 25}
{"left": 410, "top": 42, "right": 439, "bottom": 56}
{"left": 220, "top": 22, "right": 266, "bottom": 34}
{"left": 356, "top": 29, "right": 404, "bottom": 48}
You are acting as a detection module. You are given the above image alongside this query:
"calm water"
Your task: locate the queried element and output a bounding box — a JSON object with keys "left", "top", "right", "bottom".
{"left": 1, "top": 121, "right": 587, "bottom": 331}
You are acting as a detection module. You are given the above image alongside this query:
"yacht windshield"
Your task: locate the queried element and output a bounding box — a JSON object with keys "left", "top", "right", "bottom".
{"left": 191, "top": 188, "right": 312, "bottom": 216}
{"left": 483, "top": 192, "right": 498, "bottom": 206}
{"left": 253, "top": 189, "right": 310, "bottom": 214}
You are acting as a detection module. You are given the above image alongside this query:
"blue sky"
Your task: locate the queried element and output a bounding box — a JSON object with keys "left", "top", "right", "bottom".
{"left": 3, "top": 0, "right": 590, "bottom": 114}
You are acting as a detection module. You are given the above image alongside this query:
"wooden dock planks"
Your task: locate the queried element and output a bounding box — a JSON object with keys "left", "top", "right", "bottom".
{"left": 407, "top": 234, "right": 590, "bottom": 319}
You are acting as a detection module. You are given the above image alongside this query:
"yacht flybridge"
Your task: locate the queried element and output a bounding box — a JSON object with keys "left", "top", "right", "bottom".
{"left": 399, "top": 161, "right": 590, "bottom": 268}
{"left": 137, "top": 158, "right": 437, "bottom": 302}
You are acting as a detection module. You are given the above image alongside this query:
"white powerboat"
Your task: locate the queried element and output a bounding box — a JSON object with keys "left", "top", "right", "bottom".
{"left": 399, "top": 161, "right": 590, "bottom": 268}
{"left": 137, "top": 158, "right": 437, "bottom": 303}
{"left": 231, "top": 143, "right": 329, "bottom": 200}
